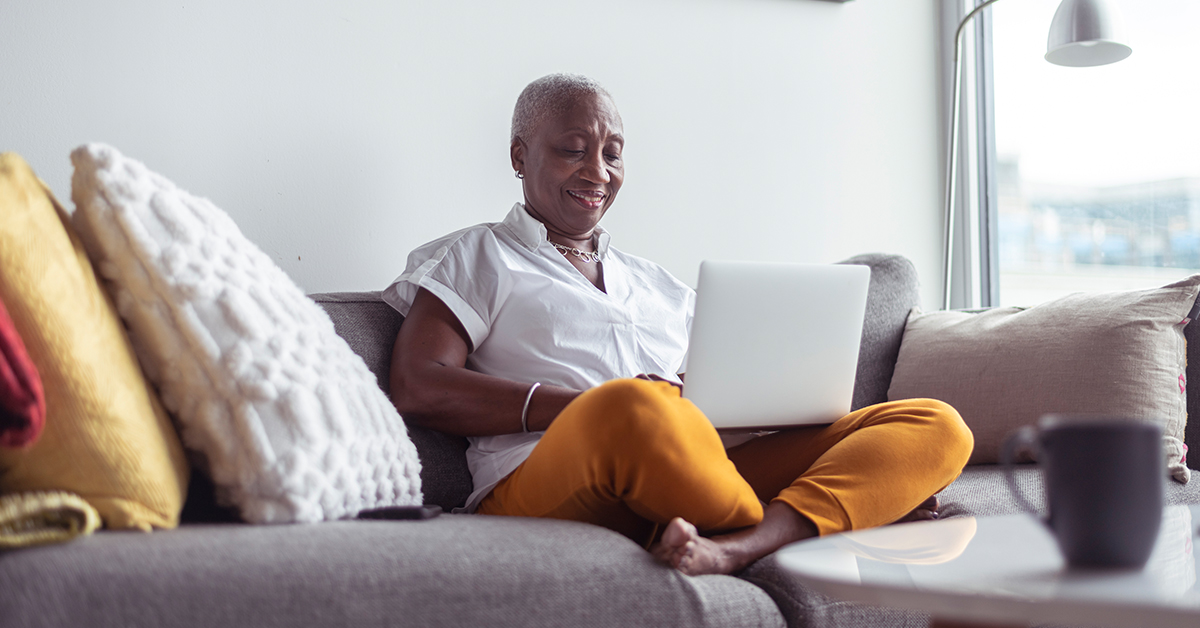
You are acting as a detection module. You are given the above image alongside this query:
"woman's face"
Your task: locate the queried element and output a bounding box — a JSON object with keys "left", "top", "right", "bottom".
{"left": 511, "top": 92, "right": 624, "bottom": 241}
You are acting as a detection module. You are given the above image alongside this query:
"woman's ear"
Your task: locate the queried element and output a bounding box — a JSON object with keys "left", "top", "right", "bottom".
{"left": 510, "top": 138, "right": 525, "bottom": 174}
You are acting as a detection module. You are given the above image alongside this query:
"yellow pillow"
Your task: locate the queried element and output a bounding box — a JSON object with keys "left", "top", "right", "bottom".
{"left": 0, "top": 153, "right": 188, "bottom": 530}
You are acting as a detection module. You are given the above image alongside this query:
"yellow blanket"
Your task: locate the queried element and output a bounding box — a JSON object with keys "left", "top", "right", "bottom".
{"left": 0, "top": 490, "right": 101, "bottom": 549}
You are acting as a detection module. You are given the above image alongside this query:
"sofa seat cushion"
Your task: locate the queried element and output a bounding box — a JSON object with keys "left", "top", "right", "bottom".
{"left": 0, "top": 514, "right": 783, "bottom": 628}
{"left": 939, "top": 464, "right": 1200, "bottom": 518}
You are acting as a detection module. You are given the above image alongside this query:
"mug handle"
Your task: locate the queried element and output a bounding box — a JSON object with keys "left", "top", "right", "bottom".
{"left": 1001, "top": 425, "right": 1042, "bottom": 517}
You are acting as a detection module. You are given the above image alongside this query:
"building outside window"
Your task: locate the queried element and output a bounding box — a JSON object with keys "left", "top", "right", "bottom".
{"left": 991, "top": 0, "right": 1200, "bottom": 306}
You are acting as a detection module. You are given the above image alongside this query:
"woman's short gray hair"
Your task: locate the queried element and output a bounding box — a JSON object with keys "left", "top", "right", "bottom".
{"left": 511, "top": 73, "right": 614, "bottom": 143}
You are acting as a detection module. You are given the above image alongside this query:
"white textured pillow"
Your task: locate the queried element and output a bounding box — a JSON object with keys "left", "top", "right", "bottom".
{"left": 69, "top": 144, "right": 422, "bottom": 523}
{"left": 888, "top": 275, "right": 1200, "bottom": 484}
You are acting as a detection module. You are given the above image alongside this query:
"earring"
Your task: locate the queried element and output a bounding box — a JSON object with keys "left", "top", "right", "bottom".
{"left": 515, "top": 171, "right": 524, "bottom": 180}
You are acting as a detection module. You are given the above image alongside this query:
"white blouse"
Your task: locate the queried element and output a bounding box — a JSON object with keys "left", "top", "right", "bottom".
{"left": 383, "top": 203, "right": 695, "bottom": 511}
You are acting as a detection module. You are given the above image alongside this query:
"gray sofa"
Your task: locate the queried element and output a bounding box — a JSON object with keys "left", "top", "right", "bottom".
{"left": 4, "top": 253, "right": 1200, "bottom": 628}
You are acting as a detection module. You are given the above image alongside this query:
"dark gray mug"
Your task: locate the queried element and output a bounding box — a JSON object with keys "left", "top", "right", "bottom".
{"left": 1001, "top": 415, "right": 1165, "bottom": 569}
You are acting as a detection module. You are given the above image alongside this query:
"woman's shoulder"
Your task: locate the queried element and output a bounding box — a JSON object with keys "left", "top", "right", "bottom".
{"left": 409, "top": 220, "right": 512, "bottom": 262}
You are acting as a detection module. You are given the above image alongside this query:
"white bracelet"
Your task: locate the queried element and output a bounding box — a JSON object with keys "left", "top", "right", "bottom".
{"left": 521, "top": 382, "right": 541, "bottom": 433}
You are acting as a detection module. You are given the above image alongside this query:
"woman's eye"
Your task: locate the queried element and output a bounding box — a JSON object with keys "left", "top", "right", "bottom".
{"left": 606, "top": 153, "right": 621, "bottom": 162}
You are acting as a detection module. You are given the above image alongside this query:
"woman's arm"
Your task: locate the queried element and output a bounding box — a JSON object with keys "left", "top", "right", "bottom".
{"left": 389, "top": 287, "right": 582, "bottom": 436}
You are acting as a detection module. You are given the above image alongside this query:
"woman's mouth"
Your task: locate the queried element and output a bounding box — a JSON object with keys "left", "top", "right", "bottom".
{"left": 567, "top": 190, "right": 606, "bottom": 209}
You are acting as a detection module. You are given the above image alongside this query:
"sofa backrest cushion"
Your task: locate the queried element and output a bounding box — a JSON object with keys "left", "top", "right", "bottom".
{"left": 311, "top": 292, "right": 473, "bottom": 511}
{"left": 838, "top": 254, "right": 922, "bottom": 412}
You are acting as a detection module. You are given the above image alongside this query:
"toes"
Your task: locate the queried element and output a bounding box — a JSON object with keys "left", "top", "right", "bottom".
{"left": 672, "top": 541, "right": 695, "bottom": 571}
{"left": 654, "top": 518, "right": 700, "bottom": 569}
{"left": 662, "top": 517, "right": 698, "bottom": 548}
{"left": 892, "top": 495, "right": 943, "bottom": 524}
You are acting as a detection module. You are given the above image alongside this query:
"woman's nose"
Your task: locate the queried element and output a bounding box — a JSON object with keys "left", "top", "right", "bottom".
{"left": 580, "top": 151, "right": 611, "bottom": 184}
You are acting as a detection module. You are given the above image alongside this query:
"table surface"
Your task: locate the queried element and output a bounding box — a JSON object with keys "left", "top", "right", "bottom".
{"left": 775, "top": 505, "right": 1200, "bottom": 628}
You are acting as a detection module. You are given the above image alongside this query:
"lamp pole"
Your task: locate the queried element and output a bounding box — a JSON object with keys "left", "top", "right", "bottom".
{"left": 942, "top": 0, "right": 1004, "bottom": 311}
{"left": 941, "top": 0, "right": 1131, "bottom": 310}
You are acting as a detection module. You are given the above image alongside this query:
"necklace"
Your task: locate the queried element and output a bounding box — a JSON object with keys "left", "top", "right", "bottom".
{"left": 549, "top": 241, "right": 602, "bottom": 263}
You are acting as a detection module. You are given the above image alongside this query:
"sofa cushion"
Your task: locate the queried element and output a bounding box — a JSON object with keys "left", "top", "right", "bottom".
{"left": 0, "top": 515, "right": 783, "bottom": 628}
{"left": 69, "top": 144, "right": 421, "bottom": 523}
{"left": 838, "top": 254, "right": 922, "bottom": 411}
{"left": 310, "top": 292, "right": 473, "bottom": 512}
{"left": 887, "top": 275, "right": 1200, "bottom": 482}
{"left": 0, "top": 152, "right": 188, "bottom": 530}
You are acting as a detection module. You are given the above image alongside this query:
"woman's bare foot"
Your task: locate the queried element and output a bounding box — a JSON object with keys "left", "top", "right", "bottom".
{"left": 893, "top": 495, "right": 939, "bottom": 523}
{"left": 652, "top": 497, "right": 942, "bottom": 575}
{"left": 652, "top": 518, "right": 737, "bottom": 576}
{"left": 650, "top": 502, "right": 820, "bottom": 576}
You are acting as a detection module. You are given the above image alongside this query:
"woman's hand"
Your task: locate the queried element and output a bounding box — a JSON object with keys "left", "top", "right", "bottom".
{"left": 389, "top": 288, "right": 582, "bottom": 436}
{"left": 635, "top": 373, "right": 683, "bottom": 393}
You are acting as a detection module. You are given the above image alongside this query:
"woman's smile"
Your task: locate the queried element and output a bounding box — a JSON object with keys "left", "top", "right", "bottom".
{"left": 567, "top": 189, "right": 606, "bottom": 210}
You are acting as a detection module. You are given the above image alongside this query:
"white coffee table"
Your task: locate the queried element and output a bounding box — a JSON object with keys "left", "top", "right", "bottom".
{"left": 775, "top": 505, "right": 1200, "bottom": 628}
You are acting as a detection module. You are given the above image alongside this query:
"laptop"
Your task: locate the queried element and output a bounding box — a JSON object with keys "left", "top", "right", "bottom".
{"left": 682, "top": 261, "right": 870, "bottom": 429}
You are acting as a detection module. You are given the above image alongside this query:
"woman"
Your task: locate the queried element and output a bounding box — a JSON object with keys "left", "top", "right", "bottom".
{"left": 384, "top": 73, "right": 973, "bottom": 576}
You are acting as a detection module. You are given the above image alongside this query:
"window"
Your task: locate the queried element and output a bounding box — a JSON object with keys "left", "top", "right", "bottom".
{"left": 990, "top": 0, "right": 1200, "bottom": 306}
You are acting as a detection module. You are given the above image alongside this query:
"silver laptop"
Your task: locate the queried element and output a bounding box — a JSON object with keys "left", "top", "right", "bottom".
{"left": 682, "top": 261, "right": 870, "bottom": 429}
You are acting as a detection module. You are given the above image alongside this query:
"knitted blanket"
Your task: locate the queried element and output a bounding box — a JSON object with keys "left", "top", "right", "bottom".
{"left": 0, "top": 491, "right": 100, "bottom": 549}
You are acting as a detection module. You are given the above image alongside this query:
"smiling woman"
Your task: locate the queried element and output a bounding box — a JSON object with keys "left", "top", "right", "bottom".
{"left": 380, "top": 73, "right": 973, "bottom": 577}
{"left": 510, "top": 76, "right": 625, "bottom": 292}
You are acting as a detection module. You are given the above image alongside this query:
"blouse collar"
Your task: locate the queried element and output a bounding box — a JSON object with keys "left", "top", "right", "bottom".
{"left": 503, "top": 203, "right": 611, "bottom": 258}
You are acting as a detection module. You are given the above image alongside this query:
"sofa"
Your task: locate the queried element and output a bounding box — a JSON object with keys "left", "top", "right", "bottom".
{"left": 4, "top": 251, "right": 1200, "bottom": 628}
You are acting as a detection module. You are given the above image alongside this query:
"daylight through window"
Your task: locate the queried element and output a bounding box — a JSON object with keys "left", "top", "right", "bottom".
{"left": 993, "top": 0, "right": 1200, "bottom": 306}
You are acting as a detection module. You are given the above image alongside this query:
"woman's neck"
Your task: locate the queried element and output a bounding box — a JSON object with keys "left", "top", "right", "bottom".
{"left": 524, "top": 204, "right": 599, "bottom": 252}
{"left": 547, "top": 232, "right": 596, "bottom": 252}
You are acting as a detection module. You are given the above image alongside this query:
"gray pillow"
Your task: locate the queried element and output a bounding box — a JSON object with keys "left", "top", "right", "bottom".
{"left": 887, "top": 275, "right": 1200, "bottom": 483}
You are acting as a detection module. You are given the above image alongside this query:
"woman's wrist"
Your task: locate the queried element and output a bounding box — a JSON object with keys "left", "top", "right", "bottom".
{"left": 521, "top": 384, "right": 581, "bottom": 433}
{"left": 520, "top": 382, "right": 541, "bottom": 433}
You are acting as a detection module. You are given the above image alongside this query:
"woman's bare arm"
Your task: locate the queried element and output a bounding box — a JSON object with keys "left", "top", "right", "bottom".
{"left": 389, "top": 287, "right": 581, "bottom": 436}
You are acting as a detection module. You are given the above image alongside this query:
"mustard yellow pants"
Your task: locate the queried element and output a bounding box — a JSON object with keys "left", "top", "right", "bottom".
{"left": 478, "top": 379, "right": 973, "bottom": 546}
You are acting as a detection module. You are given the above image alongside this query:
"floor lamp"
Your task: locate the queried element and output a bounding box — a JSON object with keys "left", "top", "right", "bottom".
{"left": 941, "top": 0, "right": 1132, "bottom": 310}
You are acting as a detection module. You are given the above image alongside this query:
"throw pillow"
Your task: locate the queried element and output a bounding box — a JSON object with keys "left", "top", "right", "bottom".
{"left": 0, "top": 152, "right": 189, "bottom": 530}
{"left": 70, "top": 144, "right": 423, "bottom": 523}
{"left": 0, "top": 295, "right": 45, "bottom": 448}
{"left": 887, "top": 275, "right": 1200, "bottom": 483}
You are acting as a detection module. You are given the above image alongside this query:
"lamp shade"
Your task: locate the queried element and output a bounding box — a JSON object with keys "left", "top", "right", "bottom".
{"left": 1045, "top": 0, "right": 1132, "bottom": 67}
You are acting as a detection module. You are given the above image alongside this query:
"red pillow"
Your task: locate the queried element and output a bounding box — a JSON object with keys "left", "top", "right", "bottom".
{"left": 0, "top": 295, "right": 44, "bottom": 448}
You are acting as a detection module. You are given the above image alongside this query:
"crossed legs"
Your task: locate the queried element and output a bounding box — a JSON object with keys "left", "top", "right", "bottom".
{"left": 477, "top": 379, "right": 973, "bottom": 575}
{"left": 654, "top": 398, "right": 973, "bottom": 574}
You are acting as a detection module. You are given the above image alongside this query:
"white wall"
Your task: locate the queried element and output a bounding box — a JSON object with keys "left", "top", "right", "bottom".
{"left": 2, "top": 0, "right": 944, "bottom": 307}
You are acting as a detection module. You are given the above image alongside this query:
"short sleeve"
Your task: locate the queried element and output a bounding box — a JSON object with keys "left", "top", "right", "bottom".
{"left": 381, "top": 228, "right": 512, "bottom": 350}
